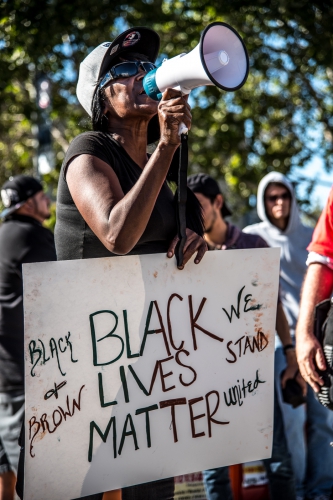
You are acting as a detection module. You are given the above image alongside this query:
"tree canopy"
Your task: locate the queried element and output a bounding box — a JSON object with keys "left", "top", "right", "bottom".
{"left": 1, "top": 0, "right": 332, "bottom": 216}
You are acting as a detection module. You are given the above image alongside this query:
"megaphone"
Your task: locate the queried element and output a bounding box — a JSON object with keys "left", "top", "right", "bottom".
{"left": 143, "top": 22, "right": 249, "bottom": 134}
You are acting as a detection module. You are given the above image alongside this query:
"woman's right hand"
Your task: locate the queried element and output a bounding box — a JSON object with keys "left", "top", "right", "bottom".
{"left": 157, "top": 88, "right": 192, "bottom": 146}
{"left": 167, "top": 228, "right": 207, "bottom": 270}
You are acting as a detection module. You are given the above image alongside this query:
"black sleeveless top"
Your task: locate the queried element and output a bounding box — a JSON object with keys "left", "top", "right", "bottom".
{"left": 55, "top": 132, "right": 177, "bottom": 260}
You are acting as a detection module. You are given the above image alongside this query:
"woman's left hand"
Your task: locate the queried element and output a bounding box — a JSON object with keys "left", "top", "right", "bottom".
{"left": 167, "top": 228, "right": 208, "bottom": 270}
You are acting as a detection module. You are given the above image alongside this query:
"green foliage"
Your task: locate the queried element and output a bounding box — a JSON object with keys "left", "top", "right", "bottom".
{"left": 0, "top": 0, "right": 332, "bottom": 219}
{"left": 43, "top": 202, "right": 56, "bottom": 232}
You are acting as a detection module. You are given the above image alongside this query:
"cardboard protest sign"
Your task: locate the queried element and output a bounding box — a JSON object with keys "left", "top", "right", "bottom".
{"left": 23, "top": 248, "right": 280, "bottom": 500}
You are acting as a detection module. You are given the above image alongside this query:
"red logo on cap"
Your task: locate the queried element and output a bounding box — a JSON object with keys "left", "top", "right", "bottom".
{"left": 122, "top": 31, "right": 141, "bottom": 47}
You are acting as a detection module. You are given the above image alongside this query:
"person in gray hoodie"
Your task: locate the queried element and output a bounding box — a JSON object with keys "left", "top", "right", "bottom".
{"left": 243, "top": 172, "right": 333, "bottom": 500}
{"left": 188, "top": 173, "right": 300, "bottom": 500}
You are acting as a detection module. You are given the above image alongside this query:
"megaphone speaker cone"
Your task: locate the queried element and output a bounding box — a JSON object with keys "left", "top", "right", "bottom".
{"left": 142, "top": 21, "right": 249, "bottom": 101}
{"left": 201, "top": 22, "right": 249, "bottom": 91}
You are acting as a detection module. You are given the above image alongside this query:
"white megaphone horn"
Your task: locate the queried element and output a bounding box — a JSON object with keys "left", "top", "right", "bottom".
{"left": 143, "top": 22, "right": 249, "bottom": 134}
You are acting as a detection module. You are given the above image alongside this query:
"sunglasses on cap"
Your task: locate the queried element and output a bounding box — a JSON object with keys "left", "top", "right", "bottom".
{"left": 265, "top": 192, "right": 291, "bottom": 203}
{"left": 99, "top": 61, "right": 156, "bottom": 89}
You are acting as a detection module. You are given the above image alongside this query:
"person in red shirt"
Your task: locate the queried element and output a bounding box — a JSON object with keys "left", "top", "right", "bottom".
{"left": 296, "top": 187, "right": 333, "bottom": 392}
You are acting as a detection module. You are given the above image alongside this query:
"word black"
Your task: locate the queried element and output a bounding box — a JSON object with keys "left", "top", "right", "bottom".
{"left": 29, "top": 332, "right": 78, "bottom": 377}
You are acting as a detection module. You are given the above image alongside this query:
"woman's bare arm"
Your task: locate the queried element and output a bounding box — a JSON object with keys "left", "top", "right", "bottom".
{"left": 66, "top": 141, "right": 177, "bottom": 255}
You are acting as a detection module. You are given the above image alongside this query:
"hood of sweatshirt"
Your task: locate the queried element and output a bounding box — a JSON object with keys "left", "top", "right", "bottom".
{"left": 243, "top": 172, "right": 313, "bottom": 333}
{"left": 256, "top": 171, "right": 300, "bottom": 235}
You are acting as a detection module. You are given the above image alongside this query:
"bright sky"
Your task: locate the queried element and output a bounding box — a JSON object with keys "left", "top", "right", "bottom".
{"left": 292, "top": 155, "right": 332, "bottom": 210}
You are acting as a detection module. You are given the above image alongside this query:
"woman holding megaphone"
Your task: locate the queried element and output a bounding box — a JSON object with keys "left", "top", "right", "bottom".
{"left": 55, "top": 26, "right": 206, "bottom": 268}
{"left": 53, "top": 26, "right": 206, "bottom": 500}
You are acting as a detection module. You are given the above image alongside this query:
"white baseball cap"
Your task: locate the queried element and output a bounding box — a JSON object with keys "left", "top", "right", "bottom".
{"left": 76, "top": 27, "right": 160, "bottom": 117}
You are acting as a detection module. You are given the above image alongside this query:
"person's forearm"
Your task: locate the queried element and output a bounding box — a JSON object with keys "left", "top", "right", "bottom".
{"left": 106, "top": 142, "right": 177, "bottom": 254}
{"left": 296, "top": 262, "right": 333, "bottom": 390}
{"left": 296, "top": 263, "right": 333, "bottom": 341}
{"left": 67, "top": 143, "right": 178, "bottom": 255}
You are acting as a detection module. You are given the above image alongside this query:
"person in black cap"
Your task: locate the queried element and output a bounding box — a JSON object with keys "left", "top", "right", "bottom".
{"left": 188, "top": 173, "right": 303, "bottom": 500}
{"left": 187, "top": 173, "right": 233, "bottom": 249}
{"left": 54, "top": 26, "right": 206, "bottom": 500}
{"left": 0, "top": 175, "right": 56, "bottom": 500}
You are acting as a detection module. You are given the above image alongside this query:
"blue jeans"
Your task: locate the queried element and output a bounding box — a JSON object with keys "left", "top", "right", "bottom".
{"left": 203, "top": 383, "right": 296, "bottom": 500}
{"left": 275, "top": 346, "right": 333, "bottom": 498}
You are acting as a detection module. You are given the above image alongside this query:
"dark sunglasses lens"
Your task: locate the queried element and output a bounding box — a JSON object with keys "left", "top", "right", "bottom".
{"left": 267, "top": 193, "right": 290, "bottom": 202}
{"left": 112, "top": 62, "right": 139, "bottom": 78}
{"left": 111, "top": 62, "right": 155, "bottom": 79}
{"left": 142, "top": 62, "right": 156, "bottom": 72}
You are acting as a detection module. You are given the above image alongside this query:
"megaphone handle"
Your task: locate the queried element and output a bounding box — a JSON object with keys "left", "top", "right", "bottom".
{"left": 179, "top": 89, "right": 190, "bottom": 135}
{"left": 179, "top": 122, "right": 188, "bottom": 135}
{"left": 176, "top": 133, "right": 188, "bottom": 267}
